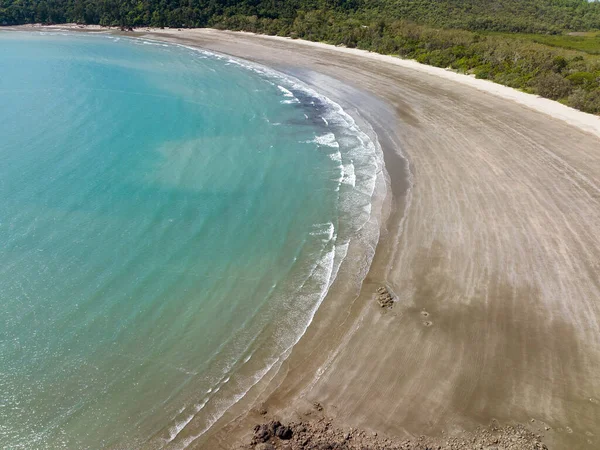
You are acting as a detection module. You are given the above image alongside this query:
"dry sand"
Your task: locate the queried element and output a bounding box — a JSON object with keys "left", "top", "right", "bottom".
{"left": 11, "top": 25, "right": 600, "bottom": 449}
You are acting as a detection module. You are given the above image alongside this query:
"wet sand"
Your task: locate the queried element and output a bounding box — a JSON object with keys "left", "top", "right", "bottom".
{"left": 11, "top": 26, "right": 600, "bottom": 449}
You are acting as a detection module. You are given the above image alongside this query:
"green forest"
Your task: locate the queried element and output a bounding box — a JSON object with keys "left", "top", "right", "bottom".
{"left": 2, "top": 0, "right": 600, "bottom": 114}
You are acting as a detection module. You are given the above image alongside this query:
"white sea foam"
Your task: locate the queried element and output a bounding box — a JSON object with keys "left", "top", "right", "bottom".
{"left": 308, "top": 132, "right": 340, "bottom": 148}
{"left": 277, "top": 85, "right": 294, "bottom": 97}
{"left": 309, "top": 222, "right": 335, "bottom": 241}
{"left": 277, "top": 85, "right": 300, "bottom": 104}
{"left": 165, "top": 414, "right": 195, "bottom": 443}
{"left": 342, "top": 162, "right": 356, "bottom": 187}
{"left": 195, "top": 398, "right": 209, "bottom": 412}
{"left": 139, "top": 40, "right": 169, "bottom": 47}
{"left": 37, "top": 31, "right": 72, "bottom": 36}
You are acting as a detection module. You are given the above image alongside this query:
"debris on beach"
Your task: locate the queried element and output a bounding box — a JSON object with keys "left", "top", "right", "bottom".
{"left": 376, "top": 286, "right": 394, "bottom": 309}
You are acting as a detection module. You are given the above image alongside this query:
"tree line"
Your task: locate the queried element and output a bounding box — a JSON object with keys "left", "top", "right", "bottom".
{"left": 1, "top": 0, "right": 600, "bottom": 114}
{"left": 2, "top": 0, "right": 600, "bottom": 34}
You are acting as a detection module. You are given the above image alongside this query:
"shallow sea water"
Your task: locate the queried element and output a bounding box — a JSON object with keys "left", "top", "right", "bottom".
{"left": 0, "top": 31, "right": 381, "bottom": 449}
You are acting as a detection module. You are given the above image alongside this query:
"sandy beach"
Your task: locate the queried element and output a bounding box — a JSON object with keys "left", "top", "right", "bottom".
{"left": 9, "top": 25, "right": 600, "bottom": 449}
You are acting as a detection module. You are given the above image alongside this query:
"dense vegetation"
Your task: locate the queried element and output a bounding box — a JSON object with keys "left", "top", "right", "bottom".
{"left": 1, "top": 0, "right": 600, "bottom": 114}
{"left": 2, "top": 0, "right": 600, "bottom": 33}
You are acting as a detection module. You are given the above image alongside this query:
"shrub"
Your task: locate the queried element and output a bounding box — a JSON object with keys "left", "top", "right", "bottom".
{"left": 569, "top": 89, "right": 600, "bottom": 114}
{"left": 535, "top": 72, "right": 572, "bottom": 99}
{"left": 551, "top": 55, "right": 568, "bottom": 73}
{"left": 566, "top": 71, "right": 598, "bottom": 89}
{"left": 474, "top": 63, "right": 493, "bottom": 79}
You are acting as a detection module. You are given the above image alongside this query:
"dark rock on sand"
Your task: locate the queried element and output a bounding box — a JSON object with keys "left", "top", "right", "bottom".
{"left": 275, "top": 425, "right": 293, "bottom": 440}
{"left": 376, "top": 286, "right": 395, "bottom": 308}
{"left": 252, "top": 420, "right": 293, "bottom": 444}
{"left": 252, "top": 424, "right": 272, "bottom": 444}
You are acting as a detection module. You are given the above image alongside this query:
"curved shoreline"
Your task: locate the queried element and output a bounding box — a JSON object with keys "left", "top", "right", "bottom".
{"left": 1, "top": 26, "right": 399, "bottom": 449}
{"left": 6, "top": 25, "right": 600, "bottom": 450}
{"left": 135, "top": 28, "right": 600, "bottom": 450}
{"left": 160, "top": 46, "right": 394, "bottom": 449}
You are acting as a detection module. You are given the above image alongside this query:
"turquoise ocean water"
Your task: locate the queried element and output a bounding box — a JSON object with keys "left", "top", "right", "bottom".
{"left": 0, "top": 31, "right": 381, "bottom": 449}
